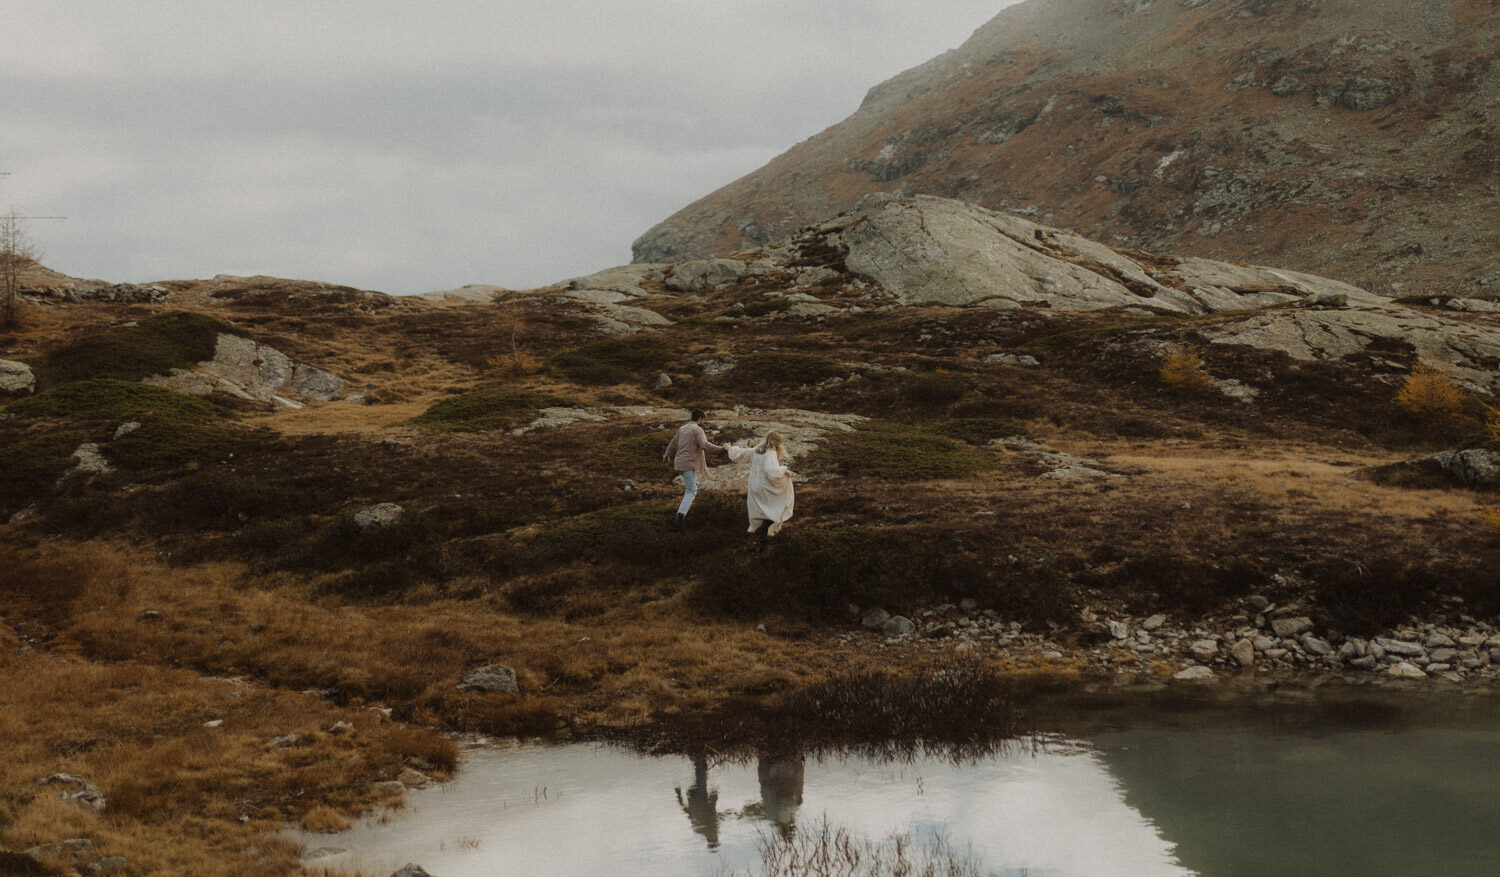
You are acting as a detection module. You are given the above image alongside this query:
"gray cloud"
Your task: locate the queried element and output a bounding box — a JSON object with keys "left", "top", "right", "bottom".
{"left": 3, "top": 0, "right": 1018, "bottom": 294}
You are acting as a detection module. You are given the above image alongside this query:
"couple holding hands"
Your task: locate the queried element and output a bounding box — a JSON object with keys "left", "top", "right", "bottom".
{"left": 663, "top": 409, "right": 796, "bottom": 552}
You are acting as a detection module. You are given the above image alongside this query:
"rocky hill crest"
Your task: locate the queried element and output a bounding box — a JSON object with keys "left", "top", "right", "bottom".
{"left": 634, "top": 0, "right": 1500, "bottom": 299}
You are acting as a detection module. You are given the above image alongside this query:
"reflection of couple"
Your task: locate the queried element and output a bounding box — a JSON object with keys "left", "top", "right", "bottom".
{"left": 675, "top": 755, "right": 806, "bottom": 851}
{"left": 662, "top": 410, "right": 797, "bottom": 551}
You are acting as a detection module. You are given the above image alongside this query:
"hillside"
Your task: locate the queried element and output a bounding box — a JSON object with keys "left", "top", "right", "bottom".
{"left": 633, "top": 0, "right": 1500, "bottom": 299}
{"left": 4, "top": 200, "right": 1500, "bottom": 873}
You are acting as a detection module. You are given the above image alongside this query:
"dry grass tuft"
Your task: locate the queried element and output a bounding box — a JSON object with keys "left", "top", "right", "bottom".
{"left": 299, "top": 805, "right": 351, "bottom": 834}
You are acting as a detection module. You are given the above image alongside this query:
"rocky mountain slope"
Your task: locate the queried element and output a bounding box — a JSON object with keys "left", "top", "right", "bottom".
{"left": 634, "top": 0, "right": 1500, "bottom": 299}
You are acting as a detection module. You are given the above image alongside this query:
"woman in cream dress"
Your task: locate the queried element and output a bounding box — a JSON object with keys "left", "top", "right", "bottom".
{"left": 726, "top": 431, "right": 797, "bottom": 551}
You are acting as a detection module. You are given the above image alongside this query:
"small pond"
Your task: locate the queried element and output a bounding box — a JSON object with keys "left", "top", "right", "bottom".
{"left": 299, "top": 688, "right": 1500, "bottom": 876}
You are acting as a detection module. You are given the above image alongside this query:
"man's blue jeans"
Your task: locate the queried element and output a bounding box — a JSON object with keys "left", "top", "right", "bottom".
{"left": 676, "top": 469, "right": 697, "bottom": 516}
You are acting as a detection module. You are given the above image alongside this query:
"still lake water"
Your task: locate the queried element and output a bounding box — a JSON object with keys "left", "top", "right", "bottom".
{"left": 301, "top": 690, "right": 1500, "bottom": 876}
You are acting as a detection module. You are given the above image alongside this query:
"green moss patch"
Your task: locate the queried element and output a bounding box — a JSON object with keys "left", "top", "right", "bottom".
{"left": 933, "top": 417, "right": 1027, "bottom": 444}
{"left": 548, "top": 335, "right": 675, "bottom": 385}
{"left": 5, "top": 379, "right": 224, "bottom": 424}
{"left": 603, "top": 430, "right": 677, "bottom": 482}
{"left": 408, "top": 387, "right": 576, "bottom": 433}
{"left": 0, "top": 431, "right": 87, "bottom": 505}
{"left": 36, "top": 311, "right": 246, "bottom": 387}
{"left": 806, "top": 421, "right": 993, "bottom": 480}
{"left": 732, "top": 352, "right": 845, "bottom": 387}
{"left": 143, "top": 469, "right": 305, "bottom": 532}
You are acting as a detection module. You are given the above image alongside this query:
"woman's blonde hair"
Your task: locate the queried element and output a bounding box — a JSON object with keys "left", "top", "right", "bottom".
{"left": 755, "top": 431, "right": 785, "bottom": 456}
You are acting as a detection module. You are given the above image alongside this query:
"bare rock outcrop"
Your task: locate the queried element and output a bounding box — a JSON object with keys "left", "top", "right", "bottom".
{"left": 827, "top": 194, "right": 1356, "bottom": 313}
{"left": 143, "top": 333, "right": 344, "bottom": 407}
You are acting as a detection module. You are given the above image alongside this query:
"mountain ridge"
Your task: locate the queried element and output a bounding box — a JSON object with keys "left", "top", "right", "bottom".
{"left": 633, "top": 0, "right": 1500, "bottom": 298}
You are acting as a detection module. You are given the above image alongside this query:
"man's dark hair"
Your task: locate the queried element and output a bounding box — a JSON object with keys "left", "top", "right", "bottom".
{"left": 691, "top": 409, "right": 706, "bottom": 422}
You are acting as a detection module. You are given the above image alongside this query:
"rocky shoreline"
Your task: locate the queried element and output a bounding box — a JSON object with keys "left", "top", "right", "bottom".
{"left": 849, "top": 596, "right": 1500, "bottom": 688}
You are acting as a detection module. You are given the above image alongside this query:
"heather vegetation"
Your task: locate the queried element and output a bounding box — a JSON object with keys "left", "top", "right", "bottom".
{"left": 3, "top": 260, "right": 1500, "bottom": 874}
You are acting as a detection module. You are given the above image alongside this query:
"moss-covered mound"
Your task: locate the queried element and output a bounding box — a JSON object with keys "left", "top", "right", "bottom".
{"left": 548, "top": 335, "right": 675, "bottom": 385}
{"left": 408, "top": 386, "right": 576, "bottom": 432}
{"left": 5, "top": 379, "right": 223, "bottom": 424}
{"left": 806, "top": 420, "right": 994, "bottom": 480}
{"left": 35, "top": 311, "right": 246, "bottom": 387}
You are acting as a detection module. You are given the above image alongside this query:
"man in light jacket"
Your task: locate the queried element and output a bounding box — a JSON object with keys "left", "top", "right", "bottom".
{"left": 662, "top": 409, "right": 725, "bottom": 530}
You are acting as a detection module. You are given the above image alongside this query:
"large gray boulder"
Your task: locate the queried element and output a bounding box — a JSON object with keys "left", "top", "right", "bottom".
{"left": 0, "top": 359, "right": 35, "bottom": 395}
{"left": 665, "top": 259, "right": 747, "bottom": 292}
{"left": 1427, "top": 449, "right": 1500, "bottom": 487}
{"left": 143, "top": 333, "right": 344, "bottom": 404}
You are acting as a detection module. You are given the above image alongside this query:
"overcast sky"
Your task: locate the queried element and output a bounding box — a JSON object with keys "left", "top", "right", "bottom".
{"left": 4, "top": 1, "right": 1021, "bottom": 295}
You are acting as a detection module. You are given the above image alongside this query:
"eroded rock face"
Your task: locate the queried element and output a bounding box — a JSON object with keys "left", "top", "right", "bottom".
{"left": 143, "top": 333, "right": 344, "bottom": 406}
{"left": 1203, "top": 298, "right": 1500, "bottom": 392}
{"left": 826, "top": 195, "right": 1356, "bottom": 315}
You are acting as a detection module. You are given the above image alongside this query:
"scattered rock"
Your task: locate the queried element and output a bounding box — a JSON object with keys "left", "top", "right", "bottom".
{"left": 353, "top": 503, "right": 405, "bottom": 530}
{"left": 1373, "top": 637, "right": 1425, "bottom": 658}
{"left": 665, "top": 259, "right": 747, "bottom": 292}
{"left": 793, "top": 267, "right": 840, "bottom": 288}
{"left": 861, "top": 608, "right": 892, "bottom": 631}
{"left": 0, "top": 359, "right": 37, "bottom": 395}
{"left": 397, "top": 768, "right": 431, "bottom": 789}
{"left": 1188, "top": 640, "right": 1220, "bottom": 662}
{"left": 268, "top": 734, "right": 303, "bottom": 749}
{"left": 457, "top": 664, "right": 520, "bottom": 696}
{"left": 392, "top": 865, "right": 436, "bottom": 877}
{"left": 1389, "top": 662, "right": 1427, "bottom": 679}
{"left": 36, "top": 774, "right": 106, "bottom": 811}
{"left": 1270, "top": 616, "right": 1313, "bottom": 638}
{"left": 654, "top": 373, "right": 673, "bottom": 389}
{"left": 983, "top": 353, "right": 1041, "bottom": 367}
{"left": 1109, "top": 620, "right": 1130, "bottom": 640}
{"left": 881, "top": 616, "right": 916, "bottom": 637}
{"left": 1173, "top": 666, "right": 1215, "bottom": 681}
{"left": 1301, "top": 635, "right": 1333, "bottom": 657}
{"left": 1231, "top": 638, "right": 1256, "bottom": 667}
{"left": 111, "top": 421, "right": 141, "bottom": 440}
{"left": 65, "top": 443, "right": 113, "bottom": 479}
{"left": 1141, "top": 614, "right": 1167, "bottom": 631}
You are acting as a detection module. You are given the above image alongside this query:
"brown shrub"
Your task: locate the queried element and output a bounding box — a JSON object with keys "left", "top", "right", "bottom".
{"left": 1397, "top": 361, "right": 1467, "bottom": 422}
{"left": 1159, "top": 345, "right": 1215, "bottom": 393}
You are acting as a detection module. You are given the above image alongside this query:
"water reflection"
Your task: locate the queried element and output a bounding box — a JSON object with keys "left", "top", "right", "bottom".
{"left": 674, "top": 756, "right": 719, "bottom": 849}
{"left": 676, "top": 755, "right": 805, "bottom": 850}
{"left": 756, "top": 757, "right": 805, "bottom": 840}
{"left": 295, "top": 694, "right": 1500, "bottom": 877}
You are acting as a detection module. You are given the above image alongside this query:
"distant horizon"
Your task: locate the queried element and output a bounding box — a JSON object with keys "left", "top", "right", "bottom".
{"left": 4, "top": 1, "right": 1024, "bottom": 296}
